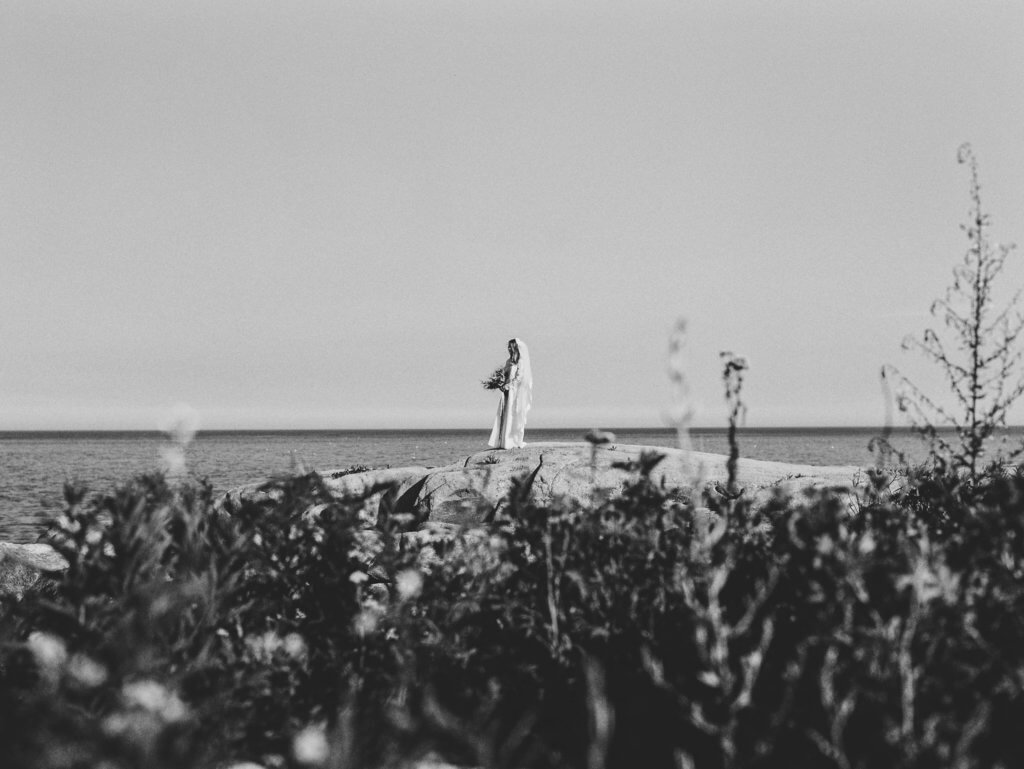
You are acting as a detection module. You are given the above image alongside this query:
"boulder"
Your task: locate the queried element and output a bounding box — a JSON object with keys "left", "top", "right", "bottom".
{"left": 409, "top": 442, "right": 860, "bottom": 525}
{"left": 0, "top": 542, "right": 68, "bottom": 599}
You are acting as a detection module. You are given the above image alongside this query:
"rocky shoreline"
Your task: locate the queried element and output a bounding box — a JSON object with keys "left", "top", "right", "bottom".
{"left": 1, "top": 442, "right": 863, "bottom": 597}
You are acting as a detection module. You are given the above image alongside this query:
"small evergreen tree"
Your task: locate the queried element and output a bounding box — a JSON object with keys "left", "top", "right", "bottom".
{"left": 886, "top": 144, "right": 1024, "bottom": 479}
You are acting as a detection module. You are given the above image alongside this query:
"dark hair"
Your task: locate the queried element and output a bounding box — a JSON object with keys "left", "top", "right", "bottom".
{"left": 507, "top": 339, "right": 520, "bottom": 364}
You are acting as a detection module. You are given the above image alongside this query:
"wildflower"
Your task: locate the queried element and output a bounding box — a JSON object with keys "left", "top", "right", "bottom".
{"left": 158, "top": 402, "right": 200, "bottom": 447}
{"left": 858, "top": 531, "right": 876, "bottom": 555}
{"left": 157, "top": 404, "right": 200, "bottom": 479}
{"left": 27, "top": 632, "right": 67, "bottom": 680}
{"left": 246, "top": 631, "right": 284, "bottom": 661}
{"left": 67, "top": 653, "right": 108, "bottom": 688}
{"left": 354, "top": 605, "right": 383, "bottom": 636}
{"left": 57, "top": 515, "right": 81, "bottom": 534}
{"left": 283, "top": 633, "right": 307, "bottom": 660}
{"left": 349, "top": 570, "right": 369, "bottom": 585}
{"left": 395, "top": 569, "right": 424, "bottom": 601}
{"left": 102, "top": 712, "right": 147, "bottom": 739}
{"left": 293, "top": 723, "right": 329, "bottom": 765}
{"left": 122, "top": 680, "right": 188, "bottom": 723}
{"left": 160, "top": 445, "right": 188, "bottom": 479}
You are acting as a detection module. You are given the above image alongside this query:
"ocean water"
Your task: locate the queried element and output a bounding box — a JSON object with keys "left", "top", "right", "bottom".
{"left": 0, "top": 427, "right": 939, "bottom": 544}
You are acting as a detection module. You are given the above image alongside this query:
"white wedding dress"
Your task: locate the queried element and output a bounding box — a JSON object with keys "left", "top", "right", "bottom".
{"left": 488, "top": 338, "right": 533, "bottom": 449}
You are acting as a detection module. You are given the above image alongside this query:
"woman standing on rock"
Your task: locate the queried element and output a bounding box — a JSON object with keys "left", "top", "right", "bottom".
{"left": 485, "top": 338, "right": 533, "bottom": 449}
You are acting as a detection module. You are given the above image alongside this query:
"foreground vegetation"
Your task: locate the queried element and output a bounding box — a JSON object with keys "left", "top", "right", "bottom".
{"left": 3, "top": 454, "right": 1024, "bottom": 769}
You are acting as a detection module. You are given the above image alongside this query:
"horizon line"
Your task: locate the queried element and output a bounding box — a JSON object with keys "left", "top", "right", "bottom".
{"left": 0, "top": 425, "right": 1000, "bottom": 435}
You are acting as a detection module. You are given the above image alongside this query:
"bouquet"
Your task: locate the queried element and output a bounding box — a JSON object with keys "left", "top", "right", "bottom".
{"left": 482, "top": 366, "right": 509, "bottom": 391}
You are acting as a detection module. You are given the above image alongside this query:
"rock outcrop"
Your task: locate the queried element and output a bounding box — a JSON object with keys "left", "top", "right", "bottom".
{"left": 220, "top": 466, "right": 431, "bottom": 512}
{"left": 396, "top": 442, "right": 860, "bottom": 525}
{"left": 0, "top": 542, "right": 69, "bottom": 599}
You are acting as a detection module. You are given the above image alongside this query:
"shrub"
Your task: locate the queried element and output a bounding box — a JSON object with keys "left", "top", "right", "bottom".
{"left": 4, "top": 453, "right": 1024, "bottom": 768}
{"left": 886, "top": 144, "right": 1024, "bottom": 481}
{"left": 0, "top": 471, "right": 408, "bottom": 768}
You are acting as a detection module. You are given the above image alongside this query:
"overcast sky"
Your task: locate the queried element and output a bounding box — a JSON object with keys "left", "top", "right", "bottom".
{"left": 2, "top": 0, "right": 1023, "bottom": 430}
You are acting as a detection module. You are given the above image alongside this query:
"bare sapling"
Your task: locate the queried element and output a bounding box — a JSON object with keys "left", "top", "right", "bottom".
{"left": 886, "top": 144, "right": 1024, "bottom": 480}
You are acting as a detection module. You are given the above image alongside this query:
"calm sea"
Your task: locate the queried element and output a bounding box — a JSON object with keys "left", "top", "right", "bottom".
{"left": 0, "top": 427, "right": 937, "bottom": 543}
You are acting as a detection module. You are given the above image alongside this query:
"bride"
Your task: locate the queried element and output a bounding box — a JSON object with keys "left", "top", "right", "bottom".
{"left": 488, "top": 338, "right": 533, "bottom": 449}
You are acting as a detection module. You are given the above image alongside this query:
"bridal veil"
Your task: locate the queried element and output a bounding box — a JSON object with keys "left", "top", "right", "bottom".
{"left": 488, "top": 338, "right": 533, "bottom": 448}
